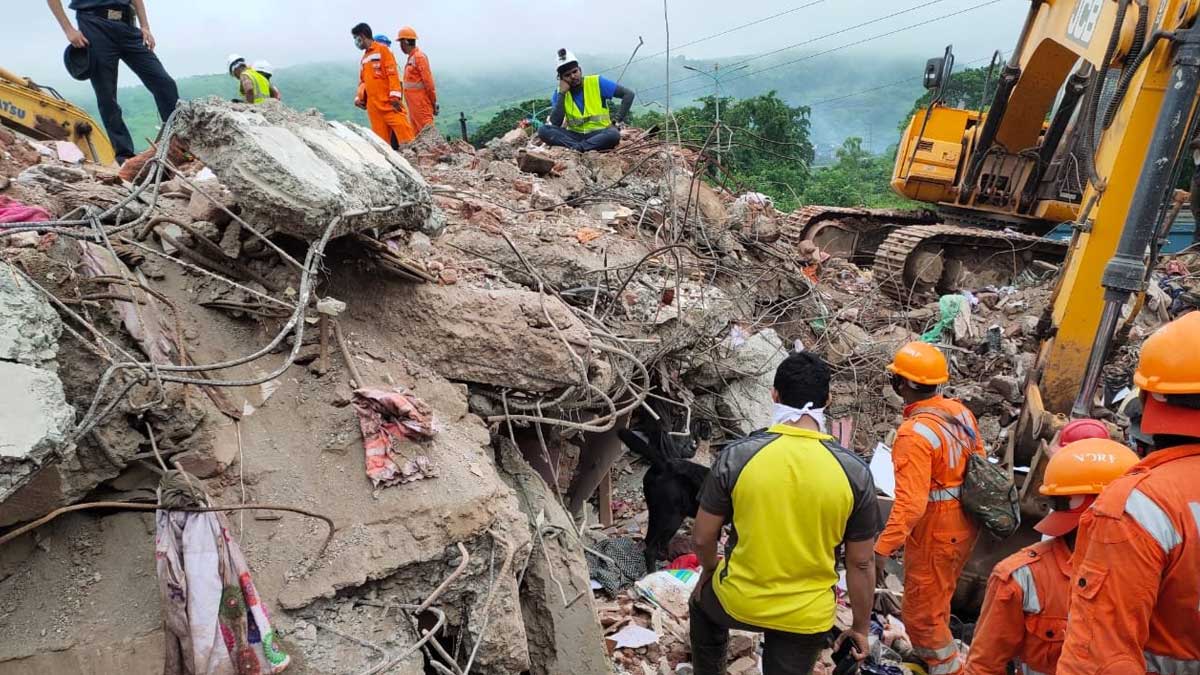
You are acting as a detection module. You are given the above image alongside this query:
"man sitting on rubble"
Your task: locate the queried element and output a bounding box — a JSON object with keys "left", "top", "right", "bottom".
{"left": 690, "top": 351, "right": 880, "bottom": 675}
{"left": 537, "top": 49, "right": 635, "bottom": 153}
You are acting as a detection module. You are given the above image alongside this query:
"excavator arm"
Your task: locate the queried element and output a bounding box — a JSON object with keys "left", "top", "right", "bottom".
{"left": 0, "top": 66, "right": 115, "bottom": 165}
{"left": 884, "top": 0, "right": 1200, "bottom": 614}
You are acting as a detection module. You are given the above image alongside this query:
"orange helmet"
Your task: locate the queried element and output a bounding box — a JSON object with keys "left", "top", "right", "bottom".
{"left": 396, "top": 26, "right": 418, "bottom": 41}
{"left": 887, "top": 341, "right": 949, "bottom": 385}
{"left": 1040, "top": 438, "right": 1139, "bottom": 496}
{"left": 1134, "top": 311, "right": 1200, "bottom": 395}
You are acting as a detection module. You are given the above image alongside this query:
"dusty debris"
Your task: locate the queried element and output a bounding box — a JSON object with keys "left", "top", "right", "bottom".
{"left": 517, "top": 148, "right": 557, "bottom": 176}
{"left": 343, "top": 280, "right": 593, "bottom": 393}
{"left": 0, "top": 361, "right": 74, "bottom": 501}
{"left": 174, "top": 98, "right": 442, "bottom": 240}
{"left": 0, "top": 96, "right": 1187, "bottom": 675}
{"left": 0, "top": 259, "right": 63, "bottom": 369}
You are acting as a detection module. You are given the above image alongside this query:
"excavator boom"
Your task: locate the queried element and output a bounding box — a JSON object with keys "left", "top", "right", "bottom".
{"left": 0, "top": 67, "right": 114, "bottom": 165}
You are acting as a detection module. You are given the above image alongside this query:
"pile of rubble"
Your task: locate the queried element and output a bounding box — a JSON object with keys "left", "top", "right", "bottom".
{"left": 0, "top": 98, "right": 1194, "bottom": 675}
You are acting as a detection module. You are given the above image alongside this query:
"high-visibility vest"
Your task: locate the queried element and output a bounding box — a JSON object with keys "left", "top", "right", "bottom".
{"left": 561, "top": 75, "right": 611, "bottom": 133}
{"left": 240, "top": 68, "right": 271, "bottom": 104}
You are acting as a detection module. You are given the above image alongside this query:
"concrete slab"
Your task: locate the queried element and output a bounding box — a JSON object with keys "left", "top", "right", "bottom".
{"left": 174, "top": 99, "right": 441, "bottom": 241}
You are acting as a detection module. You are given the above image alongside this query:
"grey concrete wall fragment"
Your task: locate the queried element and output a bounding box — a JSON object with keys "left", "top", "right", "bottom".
{"left": 173, "top": 99, "right": 441, "bottom": 240}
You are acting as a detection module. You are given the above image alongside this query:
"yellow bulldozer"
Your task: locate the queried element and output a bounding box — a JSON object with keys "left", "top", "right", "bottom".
{"left": 821, "top": 0, "right": 1200, "bottom": 613}
{"left": 0, "top": 66, "right": 114, "bottom": 165}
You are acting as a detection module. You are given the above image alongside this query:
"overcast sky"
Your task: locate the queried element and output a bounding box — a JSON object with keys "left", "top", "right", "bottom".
{"left": 7, "top": 0, "right": 1025, "bottom": 87}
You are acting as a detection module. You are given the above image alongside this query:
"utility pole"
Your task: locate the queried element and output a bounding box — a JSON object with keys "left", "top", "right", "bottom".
{"left": 683, "top": 62, "right": 747, "bottom": 167}
{"left": 459, "top": 112, "right": 468, "bottom": 142}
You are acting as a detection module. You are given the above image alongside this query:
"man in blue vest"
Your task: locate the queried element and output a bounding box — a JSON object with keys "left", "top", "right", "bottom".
{"left": 537, "top": 49, "right": 635, "bottom": 152}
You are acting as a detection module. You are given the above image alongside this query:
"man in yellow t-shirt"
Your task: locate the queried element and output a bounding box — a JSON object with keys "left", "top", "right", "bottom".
{"left": 690, "top": 351, "right": 881, "bottom": 675}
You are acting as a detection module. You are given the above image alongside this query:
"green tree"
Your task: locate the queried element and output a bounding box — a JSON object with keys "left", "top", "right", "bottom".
{"left": 630, "top": 92, "right": 814, "bottom": 209}
{"left": 802, "top": 138, "right": 914, "bottom": 208}
{"left": 471, "top": 98, "right": 552, "bottom": 148}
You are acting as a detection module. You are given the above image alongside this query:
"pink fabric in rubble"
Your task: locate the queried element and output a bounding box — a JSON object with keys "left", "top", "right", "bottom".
{"left": 0, "top": 195, "right": 52, "bottom": 224}
{"left": 352, "top": 388, "right": 438, "bottom": 487}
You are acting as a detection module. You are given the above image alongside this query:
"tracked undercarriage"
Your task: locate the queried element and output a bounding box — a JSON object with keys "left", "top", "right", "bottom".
{"left": 786, "top": 206, "right": 1068, "bottom": 304}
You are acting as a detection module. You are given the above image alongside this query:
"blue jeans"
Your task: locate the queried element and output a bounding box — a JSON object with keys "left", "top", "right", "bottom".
{"left": 78, "top": 12, "right": 179, "bottom": 162}
{"left": 536, "top": 124, "right": 620, "bottom": 152}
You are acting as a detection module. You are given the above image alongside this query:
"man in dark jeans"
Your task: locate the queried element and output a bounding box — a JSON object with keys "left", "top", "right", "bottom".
{"left": 690, "top": 352, "right": 880, "bottom": 674}
{"left": 48, "top": 0, "right": 179, "bottom": 164}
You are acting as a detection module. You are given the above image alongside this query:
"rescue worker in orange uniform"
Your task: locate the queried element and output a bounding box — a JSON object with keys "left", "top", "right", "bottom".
{"left": 965, "top": 437, "right": 1138, "bottom": 675}
{"left": 875, "top": 342, "right": 985, "bottom": 675}
{"left": 1059, "top": 311, "right": 1200, "bottom": 675}
{"left": 396, "top": 26, "right": 438, "bottom": 134}
{"left": 351, "top": 22, "right": 414, "bottom": 148}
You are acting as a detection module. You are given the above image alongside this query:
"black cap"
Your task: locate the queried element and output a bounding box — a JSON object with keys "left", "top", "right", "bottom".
{"left": 64, "top": 44, "right": 91, "bottom": 81}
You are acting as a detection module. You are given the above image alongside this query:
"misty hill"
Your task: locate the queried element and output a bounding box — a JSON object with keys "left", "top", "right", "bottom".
{"left": 54, "top": 49, "right": 935, "bottom": 155}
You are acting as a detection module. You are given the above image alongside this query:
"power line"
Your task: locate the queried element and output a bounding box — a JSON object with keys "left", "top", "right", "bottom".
{"left": 459, "top": 0, "right": 830, "bottom": 116}
{"left": 805, "top": 54, "right": 994, "bottom": 109}
{"left": 639, "top": 0, "right": 956, "bottom": 96}
{"left": 641, "top": 0, "right": 1003, "bottom": 105}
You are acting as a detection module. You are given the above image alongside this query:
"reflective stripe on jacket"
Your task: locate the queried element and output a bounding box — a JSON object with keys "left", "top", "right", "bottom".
{"left": 1059, "top": 444, "right": 1200, "bottom": 675}
{"left": 563, "top": 74, "right": 612, "bottom": 133}
{"left": 965, "top": 538, "right": 1071, "bottom": 675}
{"left": 875, "top": 394, "right": 986, "bottom": 556}
{"left": 358, "top": 42, "right": 405, "bottom": 114}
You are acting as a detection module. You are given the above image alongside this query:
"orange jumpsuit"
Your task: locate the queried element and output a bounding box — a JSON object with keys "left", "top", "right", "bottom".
{"left": 357, "top": 41, "right": 414, "bottom": 145}
{"left": 1058, "top": 444, "right": 1200, "bottom": 675}
{"left": 964, "top": 538, "right": 1071, "bottom": 675}
{"left": 876, "top": 395, "right": 984, "bottom": 675}
{"left": 402, "top": 47, "right": 438, "bottom": 133}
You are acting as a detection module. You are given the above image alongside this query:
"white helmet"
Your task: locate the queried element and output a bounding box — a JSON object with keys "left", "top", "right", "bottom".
{"left": 227, "top": 53, "right": 246, "bottom": 74}
{"left": 555, "top": 48, "right": 579, "bottom": 75}
{"left": 253, "top": 59, "right": 273, "bottom": 76}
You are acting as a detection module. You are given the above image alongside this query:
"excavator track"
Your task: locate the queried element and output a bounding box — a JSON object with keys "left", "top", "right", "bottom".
{"left": 873, "top": 224, "right": 1068, "bottom": 303}
{"left": 786, "top": 207, "right": 1069, "bottom": 305}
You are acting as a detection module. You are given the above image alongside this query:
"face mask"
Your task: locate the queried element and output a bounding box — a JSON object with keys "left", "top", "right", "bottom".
{"left": 772, "top": 402, "right": 827, "bottom": 433}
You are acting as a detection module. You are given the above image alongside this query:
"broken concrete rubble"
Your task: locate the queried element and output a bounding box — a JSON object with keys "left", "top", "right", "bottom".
{"left": 174, "top": 98, "right": 442, "bottom": 240}
{"left": 1, "top": 98, "right": 1189, "bottom": 675}
{"left": 498, "top": 439, "right": 611, "bottom": 675}
{"left": 0, "top": 260, "right": 63, "bottom": 369}
{"left": 0, "top": 361, "right": 74, "bottom": 502}
{"left": 338, "top": 278, "right": 593, "bottom": 393}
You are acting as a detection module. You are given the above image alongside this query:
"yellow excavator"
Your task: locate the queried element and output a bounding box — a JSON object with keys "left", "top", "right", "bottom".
{"left": 0, "top": 66, "right": 114, "bottom": 165}
{"left": 805, "top": 0, "right": 1200, "bottom": 611}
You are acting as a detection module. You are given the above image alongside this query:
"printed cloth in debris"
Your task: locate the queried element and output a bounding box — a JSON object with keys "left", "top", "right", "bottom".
{"left": 585, "top": 536, "right": 647, "bottom": 594}
{"left": 156, "top": 510, "right": 290, "bottom": 674}
{"left": 0, "top": 195, "right": 52, "bottom": 223}
{"left": 352, "top": 387, "right": 438, "bottom": 487}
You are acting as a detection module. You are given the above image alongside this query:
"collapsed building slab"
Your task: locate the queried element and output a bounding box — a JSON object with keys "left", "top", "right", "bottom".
{"left": 0, "top": 260, "right": 63, "bottom": 370}
{"left": 174, "top": 99, "right": 442, "bottom": 240}
{"left": 0, "top": 362, "right": 74, "bottom": 501}
{"left": 497, "top": 439, "right": 612, "bottom": 675}
{"left": 337, "top": 278, "right": 593, "bottom": 393}
{"left": 0, "top": 260, "right": 74, "bottom": 508}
